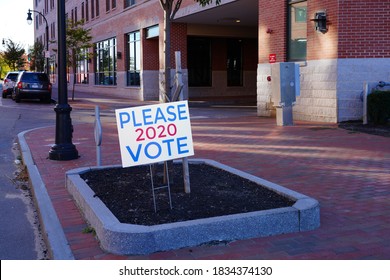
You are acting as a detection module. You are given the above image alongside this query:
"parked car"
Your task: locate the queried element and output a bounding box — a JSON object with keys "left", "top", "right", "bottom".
{"left": 2, "top": 71, "right": 19, "bottom": 98}
{"left": 12, "top": 72, "right": 52, "bottom": 103}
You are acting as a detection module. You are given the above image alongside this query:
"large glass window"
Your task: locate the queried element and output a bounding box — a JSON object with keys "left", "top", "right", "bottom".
{"left": 227, "top": 39, "right": 243, "bottom": 87}
{"left": 126, "top": 31, "right": 141, "bottom": 86}
{"left": 188, "top": 37, "right": 211, "bottom": 87}
{"left": 76, "top": 49, "right": 89, "bottom": 84}
{"left": 95, "top": 38, "right": 117, "bottom": 85}
{"left": 288, "top": 0, "right": 307, "bottom": 61}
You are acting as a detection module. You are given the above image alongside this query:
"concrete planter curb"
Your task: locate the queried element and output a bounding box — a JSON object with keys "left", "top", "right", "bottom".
{"left": 66, "top": 159, "right": 320, "bottom": 255}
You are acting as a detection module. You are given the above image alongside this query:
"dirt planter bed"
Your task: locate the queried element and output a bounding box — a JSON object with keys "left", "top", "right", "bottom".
{"left": 66, "top": 159, "right": 320, "bottom": 255}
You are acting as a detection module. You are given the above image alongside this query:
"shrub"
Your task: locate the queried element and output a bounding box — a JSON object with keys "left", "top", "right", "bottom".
{"left": 367, "top": 90, "right": 390, "bottom": 125}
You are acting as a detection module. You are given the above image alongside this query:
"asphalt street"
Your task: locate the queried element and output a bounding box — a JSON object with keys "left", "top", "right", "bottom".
{"left": 0, "top": 97, "right": 54, "bottom": 259}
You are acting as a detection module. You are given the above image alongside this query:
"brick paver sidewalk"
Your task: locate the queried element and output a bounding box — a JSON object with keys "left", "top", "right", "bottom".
{"left": 23, "top": 100, "right": 390, "bottom": 259}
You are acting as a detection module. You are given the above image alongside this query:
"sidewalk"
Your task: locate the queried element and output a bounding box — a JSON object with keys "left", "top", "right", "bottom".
{"left": 19, "top": 95, "right": 390, "bottom": 260}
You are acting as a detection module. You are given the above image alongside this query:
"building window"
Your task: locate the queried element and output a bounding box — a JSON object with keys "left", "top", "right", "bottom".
{"left": 145, "top": 25, "right": 159, "bottom": 39}
{"left": 76, "top": 49, "right": 89, "bottom": 84}
{"left": 125, "top": 0, "right": 135, "bottom": 8}
{"left": 126, "top": 31, "right": 141, "bottom": 86}
{"left": 106, "top": 0, "right": 116, "bottom": 11}
{"left": 81, "top": 2, "right": 85, "bottom": 20}
{"left": 96, "top": 0, "right": 100, "bottom": 17}
{"left": 75, "top": 7, "right": 78, "bottom": 22}
{"left": 86, "top": 0, "right": 89, "bottom": 21}
{"left": 288, "top": 0, "right": 307, "bottom": 61}
{"left": 91, "top": 0, "right": 95, "bottom": 18}
{"left": 95, "top": 38, "right": 117, "bottom": 85}
{"left": 50, "top": 22, "right": 56, "bottom": 39}
{"left": 49, "top": 54, "right": 57, "bottom": 84}
{"left": 227, "top": 39, "right": 243, "bottom": 87}
{"left": 188, "top": 37, "right": 211, "bottom": 87}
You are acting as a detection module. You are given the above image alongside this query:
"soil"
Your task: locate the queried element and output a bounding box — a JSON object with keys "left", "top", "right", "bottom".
{"left": 80, "top": 163, "right": 295, "bottom": 226}
{"left": 338, "top": 121, "right": 390, "bottom": 137}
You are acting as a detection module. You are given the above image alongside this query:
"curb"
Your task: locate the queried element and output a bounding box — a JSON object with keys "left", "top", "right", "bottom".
{"left": 66, "top": 159, "right": 320, "bottom": 255}
{"left": 18, "top": 128, "right": 75, "bottom": 260}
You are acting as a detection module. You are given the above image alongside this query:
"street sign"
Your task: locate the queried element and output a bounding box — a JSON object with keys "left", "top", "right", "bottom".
{"left": 269, "top": 53, "right": 277, "bottom": 63}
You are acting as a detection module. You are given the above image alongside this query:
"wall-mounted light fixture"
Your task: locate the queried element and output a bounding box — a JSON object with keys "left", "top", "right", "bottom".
{"left": 117, "top": 51, "right": 122, "bottom": 59}
{"left": 311, "top": 10, "right": 328, "bottom": 34}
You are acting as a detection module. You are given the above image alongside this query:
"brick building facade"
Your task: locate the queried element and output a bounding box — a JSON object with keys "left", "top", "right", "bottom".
{"left": 32, "top": 0, "right": 390, "bottom": 123}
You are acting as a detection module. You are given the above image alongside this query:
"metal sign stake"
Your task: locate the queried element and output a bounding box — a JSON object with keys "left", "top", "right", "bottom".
{"left": 149, "top": 162, "right": 173, "bottom": 213}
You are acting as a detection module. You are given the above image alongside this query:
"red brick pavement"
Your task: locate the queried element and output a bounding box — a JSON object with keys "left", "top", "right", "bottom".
{"left": 23, "top": 101, "right": 390, "bottom": 260}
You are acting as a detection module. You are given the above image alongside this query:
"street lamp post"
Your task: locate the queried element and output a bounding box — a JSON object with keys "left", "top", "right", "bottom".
{"left": 27, "top": 9, "right": 49, "bottom": 75}
{"left": 48, "top": 0, "right": 79, "bottom": 160}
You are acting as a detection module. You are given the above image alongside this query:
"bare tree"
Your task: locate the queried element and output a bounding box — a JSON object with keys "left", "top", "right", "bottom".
{"left": 159, "top": 0, "right": 220, "bottom": 102}
{"left": 66, "top": 19, "right": 93, "bottom": 100}
{"left": 29, "top": 41, "right": 45, "bottom": 72}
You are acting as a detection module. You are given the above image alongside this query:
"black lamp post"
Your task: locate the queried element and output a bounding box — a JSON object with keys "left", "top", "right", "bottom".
{"left": 27, "top": 9, "right": 49, "bottom": 75}
{"left": 48, "top": 0, "right": 78, "bottom": 160}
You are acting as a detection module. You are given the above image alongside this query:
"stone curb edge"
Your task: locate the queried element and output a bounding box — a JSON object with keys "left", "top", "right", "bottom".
{"left": 18, "top": 128, "right": 75, "bottom": 260}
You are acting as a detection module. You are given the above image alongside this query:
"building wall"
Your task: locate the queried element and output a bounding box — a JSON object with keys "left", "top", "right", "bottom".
{"left": 338, "top": 0, "right": 390, "bottom": 59}
{"left": 337, "top": 58, "right": 390, "bottom": 122}
{"left": 257, "top": 0, "right": 339, "bottom": 122}
{"left": 257, "top": 0, "right": 390, "bottom": 123}
{"left": 38, "top": 0, "right": 257, "bottom": 102}
{"left": 307, "top": 0, "right": 338, "bottom": 60}
{"left": 336, "top": 1, "right": 390, "bottom": 121}
{"left": 258, "top": 0, "right": 286, "bottom": 63}
{"left": 34, "top": 0, "right": 390, "bottom": 122}
{"left": 295, "top": 59, "right": 338, "bottom": 123}
{"left": 294, "top": 0, "right": 339, "bottom": 124}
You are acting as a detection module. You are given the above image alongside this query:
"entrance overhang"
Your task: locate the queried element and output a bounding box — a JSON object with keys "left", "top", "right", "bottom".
{"left": 174, "top": 0, "right": 258, "bottom": 27}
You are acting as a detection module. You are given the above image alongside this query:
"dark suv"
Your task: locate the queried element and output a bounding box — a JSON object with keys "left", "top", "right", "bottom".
{"left": 12, "top": 72, "right": 52, "bottom": 103}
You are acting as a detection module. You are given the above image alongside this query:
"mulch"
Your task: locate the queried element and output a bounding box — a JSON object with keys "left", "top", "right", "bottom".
{"left": 80, "top": 163, "right": 294, "bottom": 226}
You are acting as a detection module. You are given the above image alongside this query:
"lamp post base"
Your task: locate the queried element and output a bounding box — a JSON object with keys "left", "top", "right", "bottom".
{"left": 49, "top": 143, "right": 79, "bottom": 161}
{"left": 48, "top": 104, "right": 79, "bottom": 161}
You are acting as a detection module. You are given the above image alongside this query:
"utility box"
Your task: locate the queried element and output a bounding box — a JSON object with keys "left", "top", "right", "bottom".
{"left": 271, "top": 62, "right": 300, "bottom": 126}
{"left": 271, "top": 62, "right": 300, "bottom": 106}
